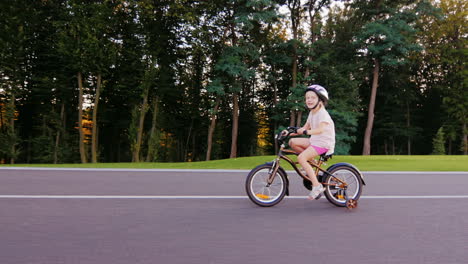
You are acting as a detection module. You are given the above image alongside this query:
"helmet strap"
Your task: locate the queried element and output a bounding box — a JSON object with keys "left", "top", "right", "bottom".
{"left": 309, "top": 101, "right": 321, "bottom": 110}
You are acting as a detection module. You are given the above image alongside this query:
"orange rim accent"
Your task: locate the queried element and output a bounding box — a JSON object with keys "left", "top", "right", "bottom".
{"left": 255, "top": 194, "right": 270, "bottom": 200}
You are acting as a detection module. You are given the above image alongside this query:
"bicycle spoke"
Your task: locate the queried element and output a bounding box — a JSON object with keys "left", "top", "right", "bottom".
{"left": 249, "top": 168, "right": 284, "bottom": 203}
{"left": 324, "top": 166, "right": 362, "bottom": 206}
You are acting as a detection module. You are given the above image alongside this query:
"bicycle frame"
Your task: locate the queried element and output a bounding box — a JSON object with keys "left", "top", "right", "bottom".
{"left": 246, "top": 129, "right": 364, "bottom": 209}
{"left": 267, "top": 144, "right": 347, "bottom": 190}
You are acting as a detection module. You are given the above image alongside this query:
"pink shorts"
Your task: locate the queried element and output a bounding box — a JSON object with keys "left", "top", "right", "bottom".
{"left": 310, "top": 145, "right": 328, "bottom": 155}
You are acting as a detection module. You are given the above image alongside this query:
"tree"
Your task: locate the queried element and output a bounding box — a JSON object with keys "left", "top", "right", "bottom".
{"left": 88, "top": 2, "right": 118, "bottom": 163}
{"left": 2, "top": 0, "right": 466, "bottom": 164}
{"left": 354, "top": 0, "right": 433, "bottom": 155}
{"left": 432, "top": 127, "right": 445, "bottom": 154}
{"left": 0, "top": 0, "right": 35, "bottom": 163}
{"left": 297, "top": 0, "right": 330, "bottom": 126}
{"left": 56, "top": 1, "right": 119, "bottom": 163}
{"left": 293, "top": 4, "right": 363, "bottom": 155}
{"left": 208, "top": 0, "right": 280, "bottom": 158}
{"left": 286, "top": 0, "right": 304, "bottom": 127}
{"left": 206, "top": 81, "right": 223, "bottom": 161}
{"left": 423, "top": 0, "right": 467, "bottom": 154}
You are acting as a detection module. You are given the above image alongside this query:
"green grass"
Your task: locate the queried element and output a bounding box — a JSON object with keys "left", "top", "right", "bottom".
{"left": 1, "top": 155, "right": 467, "bottom": 171}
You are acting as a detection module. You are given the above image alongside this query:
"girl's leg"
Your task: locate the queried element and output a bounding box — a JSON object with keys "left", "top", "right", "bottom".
{"left": 288, "top": 138, "right": 310, "bottom": 153}
{"left": 299, "top": 146, "right": 325, "bottom": 200}
{"left": 297, "top": 146, "right": 320, "bottom": 187}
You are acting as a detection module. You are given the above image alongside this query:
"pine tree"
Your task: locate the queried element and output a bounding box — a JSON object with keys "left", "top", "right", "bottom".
{"left": 432, "top": 127, "right": 446, "bottom": 155}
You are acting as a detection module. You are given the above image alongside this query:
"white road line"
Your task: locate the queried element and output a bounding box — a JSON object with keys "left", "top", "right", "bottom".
{"left": 361, "top": 195, "right": 468, "bottom": 199}
{"left": 0, "top": 195, "right": 245, "bottom": 199}
{"left": 1, "top": 195, "right": 468, "bottom": 199}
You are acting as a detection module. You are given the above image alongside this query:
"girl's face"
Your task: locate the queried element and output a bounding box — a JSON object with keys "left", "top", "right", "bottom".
{"left": 305, "top": 91, "right": 320, "bottom": 109}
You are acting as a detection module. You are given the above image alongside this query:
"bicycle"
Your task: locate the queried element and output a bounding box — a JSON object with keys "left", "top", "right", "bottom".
{"left": 245, "top": 127, "right": 366, "bottom": 209}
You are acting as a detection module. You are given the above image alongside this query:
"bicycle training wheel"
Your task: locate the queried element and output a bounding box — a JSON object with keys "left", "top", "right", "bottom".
{"left": 323, "top": 165, "right": 363, "bottom": 207}
{"left": 245, "top": 163, "right": 287, "bottom": 207}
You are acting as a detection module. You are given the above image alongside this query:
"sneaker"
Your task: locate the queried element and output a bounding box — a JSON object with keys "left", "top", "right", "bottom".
{"left": 308, "top": 184, "right": 325, "bottom": 200}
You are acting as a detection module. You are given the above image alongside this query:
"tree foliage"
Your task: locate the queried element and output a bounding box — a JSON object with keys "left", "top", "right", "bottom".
{"left": 0, "top": 0, "right": 466, "bottom": 164}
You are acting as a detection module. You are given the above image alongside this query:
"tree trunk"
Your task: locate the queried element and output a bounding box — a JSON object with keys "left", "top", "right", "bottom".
{"left": 299, "top": 3, "right": 316, "bottom": 129}
{"left": 463, "top": 121, "right": 467, "bottom": 155}
{"left": 273, "top": 78, "right": 279, "bottom": 154}
{"left": 206, "top": 97, "right": 221, "bottom": 161}
{"left": 54, "top": 103, "right": 65, "bottom": 164}
{"left": 133, "top": 86, "right": 149, "bottom": 162}
{"left": 9, "top": 93, "right": 15, "bottom": 164}
{"left": 289, "top": 111, "right": 296, "bottom": 127}
{"left": 77, "top": 72, "right": 87, "bottom": 163}
{"left": 91, "top": 74, "right": 102, "bottom": 163}
{"left": 146, "top": 96, "right": 159, "bottom": 162}
{"left": 185, "top": 119, "right": 194, "bottom": 161}
{"left": 303, "top": 0, "right": 323, "bottom": 87}
{"left": 192, "top": 134, "right": 196, "bottom": 161}
{"left": 406, "top": 101, "right": 411, "bottom": 155}
{"left": 296, "top": 111, "right": 302, "bottom": 127}
{"left": 290, "top": 39, "right": 298, "bottom": 128}
{"left": 230, "top": 93, "right": 239, "bottom": 158}
{"left": 363, "top": 59, "right": 379, "bottom": 155}
{"left": 26, "top": 136, "right": 31, "bottom": 163}
{"left": 0, "top": 107, "right": 6, "bottom": 163}
{"left": 0, "top": 106, "right": 3, "bottom": 134}
{"left": 448, "top": 139, "right": 452, "bottom": 155}
{"left": 289, "top": 0, "right": 299, "bottom": 128}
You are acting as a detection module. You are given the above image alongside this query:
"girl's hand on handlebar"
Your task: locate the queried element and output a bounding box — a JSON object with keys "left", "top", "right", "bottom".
{"left": 295, "top": 128, "right": 305, "bottom": 136}
{"left": 287, "top": 127, "right": 300, "bottom": 136}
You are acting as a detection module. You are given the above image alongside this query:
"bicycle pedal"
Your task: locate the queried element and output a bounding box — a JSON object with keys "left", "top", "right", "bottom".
{"left": 334, "top": 193, "right": 345, "bottom": 200}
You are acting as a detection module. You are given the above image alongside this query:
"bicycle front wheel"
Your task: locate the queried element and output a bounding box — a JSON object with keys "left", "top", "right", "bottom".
{"left": 245, "top": 163, "right": 287, "bottom": 207}
{"left": 323, "top": 165, "right": 363, "bottom": 207}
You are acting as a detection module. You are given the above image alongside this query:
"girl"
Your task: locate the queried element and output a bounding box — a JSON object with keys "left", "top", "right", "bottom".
{"left": 289, "top": 85, "right": 335, "bottom": 200}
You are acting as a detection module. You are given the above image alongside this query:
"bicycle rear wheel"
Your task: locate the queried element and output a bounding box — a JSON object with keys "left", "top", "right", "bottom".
{"left": 245, "top": 163, "right": 287, "bottom": 207}
{"left": 323, "top": 165, "right": 363, "bottom": 207}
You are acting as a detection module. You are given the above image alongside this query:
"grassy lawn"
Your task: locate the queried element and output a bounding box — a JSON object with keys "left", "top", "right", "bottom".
{"left": 1, "top": 155, "right": 467, "bottom": 171}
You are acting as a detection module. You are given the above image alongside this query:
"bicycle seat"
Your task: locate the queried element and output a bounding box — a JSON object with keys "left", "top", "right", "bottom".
{"left": 320, "top": 152, "right": 333, "bottom": 162}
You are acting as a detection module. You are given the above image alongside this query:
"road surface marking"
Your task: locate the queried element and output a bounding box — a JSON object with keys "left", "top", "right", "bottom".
{"left": 1, "top": 195, "right": 468, "bottom": 199}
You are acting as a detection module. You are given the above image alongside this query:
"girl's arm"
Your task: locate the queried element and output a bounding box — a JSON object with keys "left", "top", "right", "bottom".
{"left": 289, "top": 121, "right": 310, "bottom": 136}
{"left": 301, "top": 121, "right": 329, "bottom": 136}
{"left": 296, "top": 122, "right": 311, "bottom": 135}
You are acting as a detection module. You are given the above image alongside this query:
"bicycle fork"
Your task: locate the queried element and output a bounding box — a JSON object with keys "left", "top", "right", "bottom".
{"left": 267, "top": 157, "right": 281, "bottom": 185}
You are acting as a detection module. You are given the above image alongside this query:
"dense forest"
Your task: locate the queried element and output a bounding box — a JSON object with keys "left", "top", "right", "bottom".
{"left": 0, "top": 0, "right": 466, "bottom": 164}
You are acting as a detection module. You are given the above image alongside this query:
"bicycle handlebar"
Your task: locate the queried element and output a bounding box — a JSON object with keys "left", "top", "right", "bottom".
{"left": 275, "top": 126, "right": 298, "bottom": 143}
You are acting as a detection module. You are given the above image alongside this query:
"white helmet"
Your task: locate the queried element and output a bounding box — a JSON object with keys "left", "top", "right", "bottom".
{"left": 305, "top": 84, "right": 329, "bottom": 103}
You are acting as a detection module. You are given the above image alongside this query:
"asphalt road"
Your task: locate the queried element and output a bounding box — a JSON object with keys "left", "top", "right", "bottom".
{"left": 1, "top": 168, "right": 468, "bottom": 264}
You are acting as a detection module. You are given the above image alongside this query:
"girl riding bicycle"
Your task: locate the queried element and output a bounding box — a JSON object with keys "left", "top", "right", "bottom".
{"left": 287, "top": 85, "right": 335, "bottom": 200}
